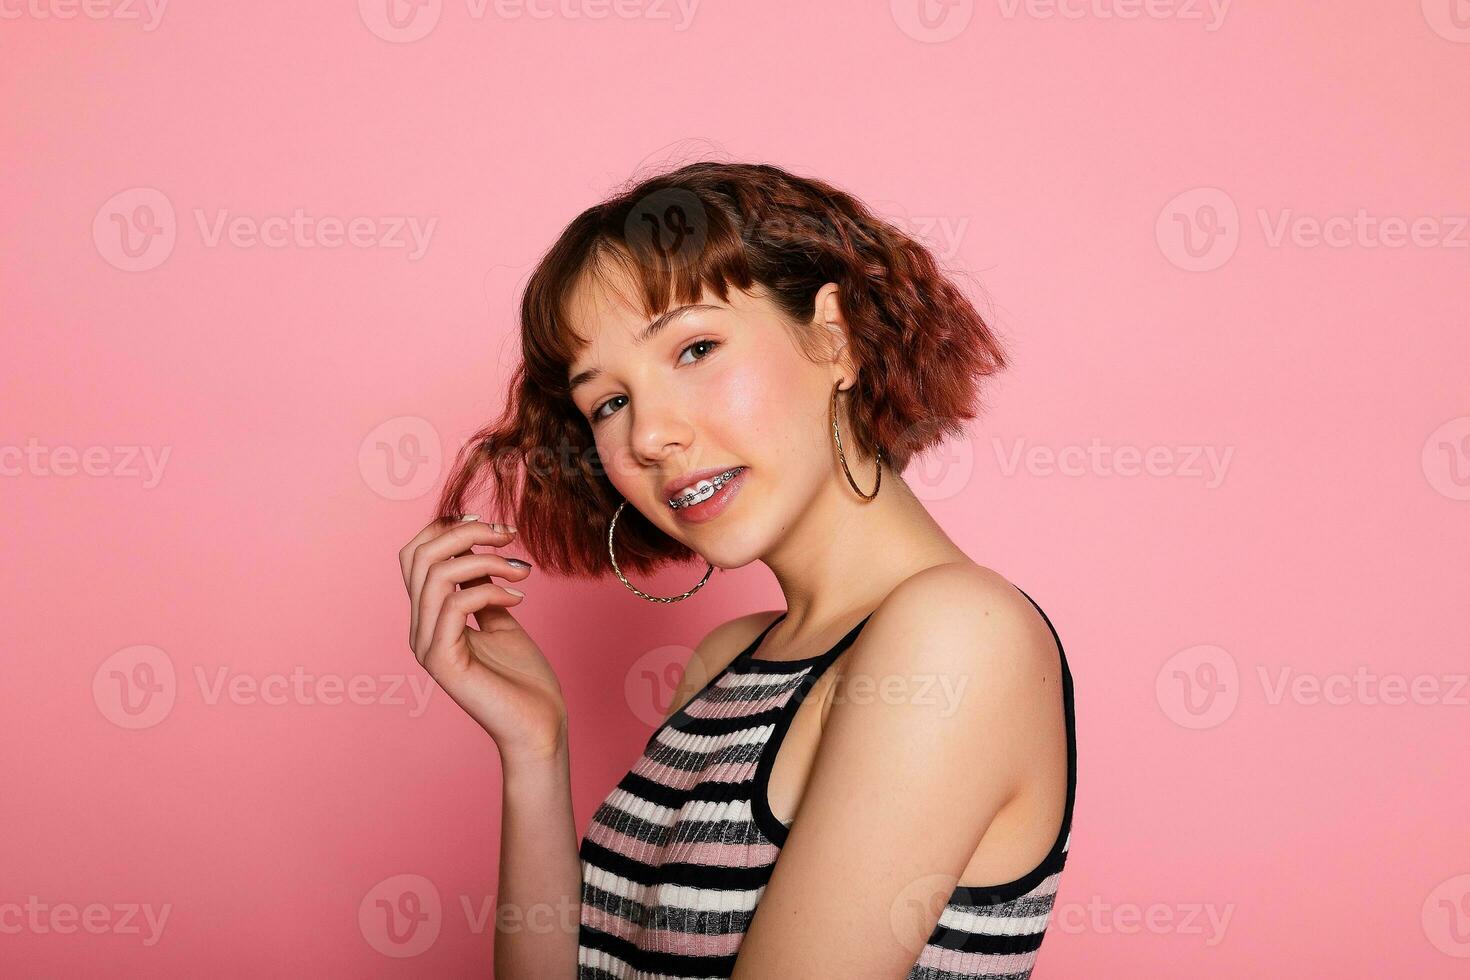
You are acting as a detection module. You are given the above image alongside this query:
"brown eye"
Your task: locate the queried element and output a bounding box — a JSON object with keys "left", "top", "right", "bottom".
{"left": 677, "top": 338, "right": 720, "bottom": 365}
{"left": 589, "top": 394, "right": 628, "bottom": 423}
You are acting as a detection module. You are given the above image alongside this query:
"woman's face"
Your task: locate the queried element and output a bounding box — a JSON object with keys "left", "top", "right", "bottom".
{"left": 565, "top": 266, "right": 848, "bottom": 570}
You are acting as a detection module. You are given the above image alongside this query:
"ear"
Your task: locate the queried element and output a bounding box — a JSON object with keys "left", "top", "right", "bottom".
{"left": 813, "top": 282, "right": 858, "bottom": 389}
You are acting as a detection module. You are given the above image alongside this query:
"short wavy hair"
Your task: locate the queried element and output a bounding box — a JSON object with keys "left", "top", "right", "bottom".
{"left": 436, "top": 161, "right": 1009, "bottom": 578}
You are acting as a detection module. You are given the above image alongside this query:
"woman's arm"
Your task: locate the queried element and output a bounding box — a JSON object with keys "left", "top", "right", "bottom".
{"left": 730, "top": 564, "right": 1063, "bottom": 978}
{"left": 396, "top": 516, "right": 579, "bottom": 977}
{"left": 496, "top": 736, "right": 581, "bottom": 979}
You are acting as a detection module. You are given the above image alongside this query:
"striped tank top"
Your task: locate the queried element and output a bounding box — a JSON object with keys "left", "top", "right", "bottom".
{"left": 578, "top": 586, "right": 1077, "bottom": 979}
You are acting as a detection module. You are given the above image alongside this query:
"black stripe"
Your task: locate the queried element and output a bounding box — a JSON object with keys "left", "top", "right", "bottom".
{"left": 923, "top": 919, "right": 1049, "bottom": 956}
{"left": 946, "top": 886, "right": 1064, "bottom": 918}
{"left": 579, "top": 838, "right": 775, "bottom": 890}
{"left": 575, "top": 964, "right": 623, "bottom": 980}
{"left": 661, "top": 705, "right": 785, "bottom": 738}
{"left": 587, "top": 805, "right": 763, "bottom": 849}
{"left": 581, "top": 880, "right": 759, "bottom": 939}
{"left": 617, "top": 771, "right": 752, "bottom": 809}
{"left": 645, "top": 737, "right": 765, "bottom": 772}
{"left": 670, "top": 817, "right": 767, "bottom": 846}
{"left": 579, "top": 922, "right": 739, "bottom": 977}
{"left": 586, "top": 803, "right": 672, "bottom": 848}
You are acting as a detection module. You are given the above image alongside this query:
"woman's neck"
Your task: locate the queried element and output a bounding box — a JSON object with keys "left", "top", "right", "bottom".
{"left": 761, "top": 467, "right": 973, "bottom": 647}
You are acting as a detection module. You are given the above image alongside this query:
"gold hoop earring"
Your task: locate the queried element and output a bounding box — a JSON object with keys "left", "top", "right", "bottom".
{"left": 830, "top": 380, "right": 883, "bottom": 501}
{"left": 608, "top": 500, "right": 715, "bottom": 603}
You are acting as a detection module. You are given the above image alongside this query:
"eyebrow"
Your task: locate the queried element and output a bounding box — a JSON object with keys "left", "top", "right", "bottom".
{"left": 567, "top": 304, "right": 722, "bottom": 393}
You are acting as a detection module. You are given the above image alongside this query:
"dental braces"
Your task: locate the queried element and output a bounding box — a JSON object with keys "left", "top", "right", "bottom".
{"left": 667, "top": 467, "right": 743, "bottom": 509}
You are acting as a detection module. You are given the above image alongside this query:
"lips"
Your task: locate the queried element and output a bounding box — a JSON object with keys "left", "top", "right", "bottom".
{"left": 663, "top": 465, "right": 744, "bottom": 504}
{"left": 667, "top": 466, "right": 749, "bottom": 524}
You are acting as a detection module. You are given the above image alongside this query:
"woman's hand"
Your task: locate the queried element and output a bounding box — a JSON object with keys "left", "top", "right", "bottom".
{"left": 399, "top": 516, "right": 566, "bottom": 764}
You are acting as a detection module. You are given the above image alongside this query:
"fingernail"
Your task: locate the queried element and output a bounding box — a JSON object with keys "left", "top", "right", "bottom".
{"left": 459, "top": 514, "right": 480, "bottom": 522}
{"left": 504, "top": 524, "right": 518, "bottom": 533}
{"left": 506, "top": 558, "right": 532, "bottom": 569}
{"left": 504, "top": 587, "right": 525, "bottom": 598}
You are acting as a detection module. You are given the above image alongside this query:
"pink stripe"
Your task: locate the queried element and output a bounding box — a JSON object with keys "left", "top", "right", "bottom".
{"left": 914, "top": 943, "right": 1039, "bottom": 975}
{"left": 638, "top": 923, "right": 745, "bottom": 958}
{"left": 581, "top": 902, "right": 640, "bottom": 943}
{"left": 634, "top": 757, "right": 755, "bottom": 787}
{"left": 585, "top": 821, "right": 661, "bottom": 864}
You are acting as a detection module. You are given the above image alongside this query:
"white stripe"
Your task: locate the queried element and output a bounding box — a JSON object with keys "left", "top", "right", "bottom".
{"left": 652, "top": 723, "right": 774, "bottom": 753}
{"left": 601, "top": 792, "right": 756, "bottom": 829}
{"left": 582, "top": 862, "right": 765, "bottom": 910}
{"left": 602, "top": 788, "right": 680, "bottom": 827}
{"left": 582, "top": 862, "right": 647, "bottom": 902}
{"left": 655, "top": 880, "right": 766, "bottom": 913}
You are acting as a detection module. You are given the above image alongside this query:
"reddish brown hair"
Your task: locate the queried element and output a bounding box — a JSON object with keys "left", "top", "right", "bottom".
{"left": 435, "top": 161, "right": 1008, "bottom": 578}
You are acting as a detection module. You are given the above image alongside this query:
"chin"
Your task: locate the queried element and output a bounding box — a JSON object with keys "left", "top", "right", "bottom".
{"left": 687, "top": 525, "right": 769, "bottom": 571}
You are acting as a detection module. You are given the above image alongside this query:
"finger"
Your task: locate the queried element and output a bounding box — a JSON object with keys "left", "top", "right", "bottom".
{"left": 460, "top": 552, "right": 533, "bottom": 632}
{"left": 422, "top": 582, "right": 525, "bottom": 676}
{"left": 399, "top": 515, "right": 466, "bottom": 588}
{"left": 409, "top": 519, "right": 515, "bottom": 600}
{"left": 406, "top": 518, "right": 516, "bottom": 645}
{"left": 404, "top": 515, "right": 461, "bottom": 647}
{"left": 400, "top": 514, "right": 515, "bottom": 589}
{"left": 415, "top": 552, "right": 531, "bottom": 655}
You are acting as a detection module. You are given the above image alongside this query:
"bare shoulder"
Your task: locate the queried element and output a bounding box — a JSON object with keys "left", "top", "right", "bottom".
{"left": 842, "top": 561, "right": 1062, "bottom": 711}
{"left": 663, "top": 609, "right": 785, "bottom": 722}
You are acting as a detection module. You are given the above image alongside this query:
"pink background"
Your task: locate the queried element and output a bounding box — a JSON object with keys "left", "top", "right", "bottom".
{"left": 4, "top": 2, "right": 1469, "bottom": 976}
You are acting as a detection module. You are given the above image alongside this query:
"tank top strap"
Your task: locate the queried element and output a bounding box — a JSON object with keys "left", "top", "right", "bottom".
{"left": 745, "top": 611, "right": 876, "bottom": 845}
{"left": 728, "top": 610, "right": 788, "bottom": 666}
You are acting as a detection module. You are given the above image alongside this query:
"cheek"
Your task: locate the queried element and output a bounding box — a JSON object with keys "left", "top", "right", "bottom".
{"left": 589, "top": 428, "right": 642, "bottom": 497}
{"left": 698, "top": 353, "right": 818, "bottom": 456}
{"left": 707, "top": 366, "right": 770, "bottom": 430}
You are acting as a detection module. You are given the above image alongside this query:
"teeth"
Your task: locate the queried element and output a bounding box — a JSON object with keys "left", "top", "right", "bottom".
{"left": 668, "top": 467, "right": 742, "bottom": 509}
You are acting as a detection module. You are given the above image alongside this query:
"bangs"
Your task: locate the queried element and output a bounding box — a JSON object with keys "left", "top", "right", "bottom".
{"left": 554, "top": 200, "right": 755, "bottom": 360}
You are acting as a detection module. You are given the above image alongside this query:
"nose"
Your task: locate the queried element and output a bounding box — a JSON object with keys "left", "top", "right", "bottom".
{"left": 628, "top": 392, "right": 694, "bottom": 466}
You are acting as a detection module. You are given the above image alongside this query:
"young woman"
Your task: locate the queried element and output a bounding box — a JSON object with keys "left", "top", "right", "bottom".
{"left": 397, "top": 162, "right": 1077, "bottom": 979}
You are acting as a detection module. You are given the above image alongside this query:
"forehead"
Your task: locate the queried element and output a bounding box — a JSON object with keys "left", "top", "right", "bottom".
{"left": 563, "top": 260, "right": 740, "bottom": 381}
{"left": 565, "top": 260, "right": 653, "bottom": 342}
